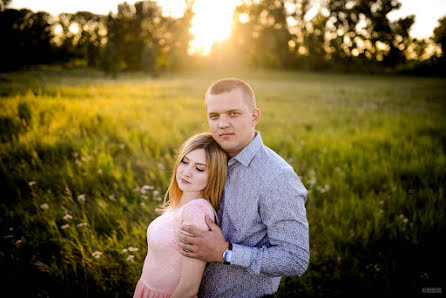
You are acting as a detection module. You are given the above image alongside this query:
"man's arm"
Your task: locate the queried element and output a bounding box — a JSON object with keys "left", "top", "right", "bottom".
{"left": 231, "top": 171, "right": 309, "bottom": 276}
{"left": 179, "top": 171, "right": 310, "bottom": 277}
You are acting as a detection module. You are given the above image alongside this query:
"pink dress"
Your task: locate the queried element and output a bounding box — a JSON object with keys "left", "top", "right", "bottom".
{"left": 133, "top": 198, "right": 215, "bottom": 298}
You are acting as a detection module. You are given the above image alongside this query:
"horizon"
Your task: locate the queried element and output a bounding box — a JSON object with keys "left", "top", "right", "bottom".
{"left": 8, "top": 0, "right": 446, "bottom": 54}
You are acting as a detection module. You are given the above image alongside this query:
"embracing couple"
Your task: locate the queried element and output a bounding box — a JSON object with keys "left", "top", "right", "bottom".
{"left": 133, "top": 78, "right": 310, "bottom": 298}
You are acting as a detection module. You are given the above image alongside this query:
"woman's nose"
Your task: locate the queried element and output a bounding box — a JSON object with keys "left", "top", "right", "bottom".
{"left": 183, "top": 166, "right": 192, "bottom": 177}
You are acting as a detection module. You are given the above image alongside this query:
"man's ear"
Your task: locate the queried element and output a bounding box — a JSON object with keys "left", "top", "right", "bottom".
{"left": 252, "top": 108, "right": 261, "bottom": 125}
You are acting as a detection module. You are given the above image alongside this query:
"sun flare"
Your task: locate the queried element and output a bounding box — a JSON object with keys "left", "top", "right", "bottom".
{"left": 189, "top": 0, "right": 238, "bottom": 55}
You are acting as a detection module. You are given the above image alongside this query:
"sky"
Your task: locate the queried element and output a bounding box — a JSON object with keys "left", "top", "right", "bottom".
{"left": 8, "top": 0, "right": 446, "bottom": 53}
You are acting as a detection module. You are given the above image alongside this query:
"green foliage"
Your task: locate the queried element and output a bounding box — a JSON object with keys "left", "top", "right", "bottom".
{"left": 17, "top": 101, "right": 32, "bottom": 127}
{"left": 0, "top": 8, "right": 54, "bottom": 70}
{"left": 433, "top": 16, "right": 446, "bottom": 58}
{"left": 0, "top": 68, "right": 445, "bottom": 296}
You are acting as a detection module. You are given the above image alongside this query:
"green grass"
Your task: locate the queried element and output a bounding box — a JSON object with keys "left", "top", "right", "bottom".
{"left": 1, "top": 67, "right": 445, "bottom": 297}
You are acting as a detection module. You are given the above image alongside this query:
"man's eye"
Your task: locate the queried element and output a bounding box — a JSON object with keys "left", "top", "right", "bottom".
{"left": 210, "top": 115, "right": 218, "bottom": 120}
{"left": 231, "top": 112, "right": 239, "bottom": 117}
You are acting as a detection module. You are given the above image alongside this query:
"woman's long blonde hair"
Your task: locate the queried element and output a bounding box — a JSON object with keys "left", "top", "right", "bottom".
{"left": 162, "top": 132, "right": 228, "bottom": 212}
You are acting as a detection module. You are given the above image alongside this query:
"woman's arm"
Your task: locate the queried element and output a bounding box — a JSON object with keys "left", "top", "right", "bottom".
{"left": 170, "top": 255, "right": 206, "bottom": 298}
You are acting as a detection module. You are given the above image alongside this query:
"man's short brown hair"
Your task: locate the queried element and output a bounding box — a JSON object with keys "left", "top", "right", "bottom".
{"left": 205, "top": 78, "right": 256, "bottom": 111}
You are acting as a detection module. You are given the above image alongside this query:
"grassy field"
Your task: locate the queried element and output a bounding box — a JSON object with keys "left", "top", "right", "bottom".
{"left": 1, "top": 67, "right": 445, "bottom": 297}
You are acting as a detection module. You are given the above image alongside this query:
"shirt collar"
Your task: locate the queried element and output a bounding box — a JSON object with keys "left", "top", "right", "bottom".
{"left": 229, "top": 131, "right": 263, "bottom": 168}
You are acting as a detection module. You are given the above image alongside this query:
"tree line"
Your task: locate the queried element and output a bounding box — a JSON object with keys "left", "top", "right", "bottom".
{"left": 1, "top": 0, "right": 445, "bottom": 75}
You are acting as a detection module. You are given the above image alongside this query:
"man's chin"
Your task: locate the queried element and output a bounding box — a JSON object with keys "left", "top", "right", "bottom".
{"left": 218, "top": 142, "right": 233, "bottom": 151}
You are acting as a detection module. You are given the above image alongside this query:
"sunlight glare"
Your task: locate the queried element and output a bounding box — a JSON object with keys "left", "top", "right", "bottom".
{"left": 239, "top": 13, "right": 249, "bottom": 24}
{"left": 189, "top": 0, "right": 238, "bottom": 55}
{"left": 69, "top": 23, "right": 79, "bottom": 34}
{"left": 54, "top": 24, "right": 63, "bottom": 35}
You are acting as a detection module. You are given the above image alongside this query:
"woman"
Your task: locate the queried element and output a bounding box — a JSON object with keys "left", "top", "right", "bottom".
{"left": 133, "top": 133, "right": 228, "bottom": 298}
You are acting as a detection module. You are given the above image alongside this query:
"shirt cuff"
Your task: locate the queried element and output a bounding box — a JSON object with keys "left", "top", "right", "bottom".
{"left": 230, "top": 243, "right": 253, "bottom": 268}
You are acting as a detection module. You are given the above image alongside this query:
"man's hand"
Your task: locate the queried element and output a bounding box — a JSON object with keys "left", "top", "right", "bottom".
{"left": 179, "top": 215, "right": 229, "bottom": 263}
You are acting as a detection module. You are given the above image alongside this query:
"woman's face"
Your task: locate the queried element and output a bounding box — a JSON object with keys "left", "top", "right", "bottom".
{"left": 176, "top": 149, "right": 209, "bottom": 194}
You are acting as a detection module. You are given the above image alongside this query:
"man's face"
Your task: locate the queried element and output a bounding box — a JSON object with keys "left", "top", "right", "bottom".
{"left": 206, "top": 88, "right": 260, "bottom": 158}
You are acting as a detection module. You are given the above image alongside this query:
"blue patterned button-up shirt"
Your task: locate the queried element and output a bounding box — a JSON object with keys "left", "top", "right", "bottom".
{"left": 198, "top": 132, "right": 310, "bottom": 298}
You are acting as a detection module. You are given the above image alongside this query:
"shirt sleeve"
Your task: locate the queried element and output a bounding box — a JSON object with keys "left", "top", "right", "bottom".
{"left": 230, "top": 170, "right": 310, "bottom": 277}
{"left": 182, "top": 199, "right": 215, "bottom": 231}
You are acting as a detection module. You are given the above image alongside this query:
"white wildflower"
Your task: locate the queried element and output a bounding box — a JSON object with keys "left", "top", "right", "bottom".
{"left": 61, "top": 224, "right": 70, "bottom": 229}
{"left": 63, "top": 214, "right": 73, "bottom": 220}
{"left": 156, "top": 197, "right": 162, "bottom": 201}
{"left": 140, "top": 188, "right": 146, "bottom": 194}
{"left": 153, "top": 190, "right": 160, "bottom": 196}
{"left": 307, "top": 177, "right": 317, "bottom": 187}
{"left": 28, "top": 181, "right": 36, "bottom": 186}
{"left": 4, "top": 235, "right": 13, "bottom": 239}
{"left": 92, "top": 251, "right": 103, "bottom": 259}
{"left": 317, "top": 184, "right": 330, "bottom": 193}
{"left": 40, "top": 203, "right": 49, "bottom": 210}
{"left": 15, "top": 240, "right": 22, "bottom": 245}
{"left": 108, "top": 194, "right": 115, "bottom": 201}
{"left": 122, "top": 248, "right": 128, "bottom": 253}
{"left": 81, "top": 156, "right": 87, "bottom": 162}
{"left": 141, "top": 185, "right": 154, "bottom": 190}
{"left": 128, "top": 247, "right": 139, "bottom": 252}
{"left": 379, "top": 200, "right": 384, "bottom": 205}
{"left": 119, "top": 144, "right": 125, "bottom": 149}
{"left": 140, "top": 202, "right": 145, "bottom": 207}
{"left": 75, "top": 160, "right": 81, "bottom": 166}
{"left": 77, "top": 194, "right": 86, "bottom": 203}
{"left": 97, "top": 169, "right": 103, "bottom": 174}
{"left": 126, "top": 255, "right": 135, "bottom": 262}
{"left": 141, "top": 195, "right": 148, "bottom": 200}
{"left": 77, "top": 222, "right": 87, "bottom": 228}
{"left": 9, "top": 227, "right": 14, "bottom": 231}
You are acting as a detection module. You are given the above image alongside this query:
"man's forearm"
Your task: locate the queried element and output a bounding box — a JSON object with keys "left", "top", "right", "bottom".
{"left": 230, "top": 243, "right": 309, "bottom": 277}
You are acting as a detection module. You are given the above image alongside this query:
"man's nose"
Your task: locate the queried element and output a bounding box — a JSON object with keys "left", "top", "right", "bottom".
{"left": 218, "top": 115, "right": 230, "bottom": 128}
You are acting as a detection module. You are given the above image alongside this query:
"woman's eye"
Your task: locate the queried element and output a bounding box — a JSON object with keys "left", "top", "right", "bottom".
{"left": 181, "top": 160, "right": 188, "bottom": 164}
{"left": 196, "top": 167, "right": 205, "bottom": 172}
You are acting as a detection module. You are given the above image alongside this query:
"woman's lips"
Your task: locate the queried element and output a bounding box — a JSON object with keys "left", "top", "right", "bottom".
{"left": 180, "top": 178, "right": 190, "bottom": 184}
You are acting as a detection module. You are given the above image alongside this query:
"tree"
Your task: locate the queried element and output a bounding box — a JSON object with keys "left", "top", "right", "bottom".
{"left": 103, "top": 0, "right": 194, "bottom": 74}
{"left": 0, "top": 8, "right": 54, "bottom": 70}
{"left": 228, "top": 0, "right": 292, "bottom": 68}
{"left": 0, "top": 0, "right": 12, "bottom": 11}
{"left": 433, "top": 16, "right": 446, "bottom": 59}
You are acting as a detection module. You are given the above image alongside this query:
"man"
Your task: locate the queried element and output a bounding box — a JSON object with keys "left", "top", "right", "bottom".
{"left": 179, "top": 78, "right": 309, "bottom": 297}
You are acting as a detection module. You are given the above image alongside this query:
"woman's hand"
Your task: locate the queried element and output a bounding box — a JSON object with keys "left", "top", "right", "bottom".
{"left": 179, "top": 215, "right": 229, "bottom": 263}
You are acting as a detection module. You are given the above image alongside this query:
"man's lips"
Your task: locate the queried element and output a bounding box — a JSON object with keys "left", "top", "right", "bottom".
{"left": 219, "top": 132, "right": 234, "bottom": 137}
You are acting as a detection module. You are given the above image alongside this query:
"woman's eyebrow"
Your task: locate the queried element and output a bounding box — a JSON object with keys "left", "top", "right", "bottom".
{"left": 184, "top": 156, "right": 206, "bottom": 166}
